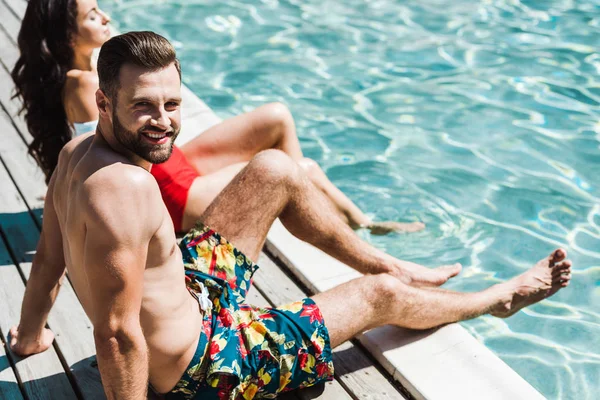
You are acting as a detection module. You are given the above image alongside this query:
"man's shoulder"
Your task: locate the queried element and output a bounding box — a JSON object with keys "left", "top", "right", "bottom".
{"left": 61, "top": 131, "right": 93, "bottom": 154}
{"left": 80, "top": 164, "right": 164, "bottom": 232}
{"left": 83, "top": 164, "right": 159, "bottom": 205}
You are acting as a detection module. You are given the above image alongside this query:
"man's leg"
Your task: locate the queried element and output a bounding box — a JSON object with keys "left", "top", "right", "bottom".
{"left": 180, "top": 162, "right": 247, "bottom": 232}
{"left": 314, "top": 249, "right": 572, "bottom": 347}
{"left": 180, "top": 103, "right": 424, "bottom": 234}
{"left": 199, "top": 149, "right": 459, "bottom": 286}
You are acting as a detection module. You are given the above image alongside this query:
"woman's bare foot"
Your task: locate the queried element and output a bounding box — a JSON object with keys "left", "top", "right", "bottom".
{"left": 492, "top": 249, "right": 572, "bottom": 318}
{"left": 365, "top": 221, "right": 426, "bottom": 235}
{"left": 393, "top": 260, "right": 463, "bottom": 287}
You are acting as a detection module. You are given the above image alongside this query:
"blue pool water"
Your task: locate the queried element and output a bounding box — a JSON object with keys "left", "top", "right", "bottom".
{"left": 103, "top": 0, "right": 600, "bottom": 397}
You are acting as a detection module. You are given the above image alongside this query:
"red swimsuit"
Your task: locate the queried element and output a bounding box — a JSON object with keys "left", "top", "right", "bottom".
{"left": 150, "top": 146, "right": 200, "bottom": 232}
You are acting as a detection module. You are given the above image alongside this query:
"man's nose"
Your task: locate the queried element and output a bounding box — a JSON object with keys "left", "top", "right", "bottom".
{"left": 150, "top": 108, "right": 171, "bottom": 130}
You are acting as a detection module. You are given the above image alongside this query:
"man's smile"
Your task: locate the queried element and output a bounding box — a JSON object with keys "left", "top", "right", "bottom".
{"left": 140, "top": 130, "right": 172, "bottom": 144}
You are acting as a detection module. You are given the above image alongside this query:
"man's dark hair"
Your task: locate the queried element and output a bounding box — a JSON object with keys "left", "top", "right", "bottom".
{"left": 98, "top": 31, "right": 181, "bottom": 99}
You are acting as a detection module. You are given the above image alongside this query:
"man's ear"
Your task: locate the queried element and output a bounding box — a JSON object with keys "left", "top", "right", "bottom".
{"left": 96, "top": 89, "right": 112, "bottom": 117}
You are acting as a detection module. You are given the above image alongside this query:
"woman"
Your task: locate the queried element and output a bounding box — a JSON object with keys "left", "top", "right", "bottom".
{"left": 12, "top": 0, "right": 424, "bottom": 234}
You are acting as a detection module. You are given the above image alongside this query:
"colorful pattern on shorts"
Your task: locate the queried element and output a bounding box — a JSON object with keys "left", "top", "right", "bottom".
{"left": 166, "top": 223, "right": 334, "bottom": 400}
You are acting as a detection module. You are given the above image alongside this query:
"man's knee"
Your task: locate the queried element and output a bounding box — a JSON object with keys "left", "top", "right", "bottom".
{"left": 365, "top": 273, "right": 410, "bottom": 311}
{"left": 250, "top": 149, "right": 301, "bottom": 187}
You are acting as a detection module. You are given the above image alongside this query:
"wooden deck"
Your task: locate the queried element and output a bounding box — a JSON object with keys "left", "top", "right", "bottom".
{"left": 0, "top": 0, "right": 408, "bottom": 398}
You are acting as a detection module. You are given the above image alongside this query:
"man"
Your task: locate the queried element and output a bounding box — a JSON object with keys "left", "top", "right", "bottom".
{"left": 10, "top": 32, "right": 572, "bottom": 399}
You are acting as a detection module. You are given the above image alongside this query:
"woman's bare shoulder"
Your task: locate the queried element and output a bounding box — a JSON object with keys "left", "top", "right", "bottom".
{"left": 65, "top": 70, "right": 99, "bottom": 96}
{"left": 64, "top": 70, "right": 99, "bottom": 122}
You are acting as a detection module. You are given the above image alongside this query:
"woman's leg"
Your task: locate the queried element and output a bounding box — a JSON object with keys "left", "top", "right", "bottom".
{"left": 179, "top": 102, "right": 302, "bottom": 175}
{"left": 298, "top": 158, "right": 425, "bottom": 233}
{"left": 180, "top": 102, "right": 424, "bottom": 233}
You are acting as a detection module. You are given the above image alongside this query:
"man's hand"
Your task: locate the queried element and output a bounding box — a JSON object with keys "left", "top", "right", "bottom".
{"left": 9, "top": 326, "right": 55, "bottom": 357}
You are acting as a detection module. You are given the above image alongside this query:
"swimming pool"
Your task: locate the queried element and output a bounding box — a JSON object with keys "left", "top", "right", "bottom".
{"left": 102, "top": 0, "right": 600, "bottom": 397}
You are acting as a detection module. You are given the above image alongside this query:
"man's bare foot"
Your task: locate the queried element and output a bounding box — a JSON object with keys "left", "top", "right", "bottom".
{"left": 367, "top": 221, "right": 426, "bottom": 235}
{"left": 393, "top": 260, "right": 462, "bottom": 287}
{"left": 492, "top": 249, "right": 572, "bottom": 318}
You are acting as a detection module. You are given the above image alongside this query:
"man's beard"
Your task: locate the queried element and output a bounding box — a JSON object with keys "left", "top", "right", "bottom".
{"left": 112, "top": 112, "right": 179, "bottom": 164}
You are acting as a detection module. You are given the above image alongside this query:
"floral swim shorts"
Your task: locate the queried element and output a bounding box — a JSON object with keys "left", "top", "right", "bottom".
{"left": 165, "top": 223, "right": 334, "bottom": 400}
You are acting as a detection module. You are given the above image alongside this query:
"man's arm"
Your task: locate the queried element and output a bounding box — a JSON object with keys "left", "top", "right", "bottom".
{"left": 84, "top": 169, "right": 163, "bottom": 400}
{"left": 10, "top": 173, "right": 65, "bottom": 356}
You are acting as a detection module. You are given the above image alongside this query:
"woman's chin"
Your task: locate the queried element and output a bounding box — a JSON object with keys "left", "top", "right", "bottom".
{"left": 95, "top": 37, "right": 109, "bottom": 48}
{"left": 98, "top": 31, "right": 112, "bottom": 45}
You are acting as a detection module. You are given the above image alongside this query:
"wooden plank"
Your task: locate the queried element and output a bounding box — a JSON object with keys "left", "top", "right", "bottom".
{"left": 0, "top": 250, "right": 76, "bottom": 400}
{"left": 1, "top": 227, "right": 104, "bottom": 399}
{"left": 0, "top": 1, "right": 20, "bottom": 44}
{"left": 254, "top": 253, "right": 309, "bottom": 306}
{"left": 47, "top": 290, "right": 104, "bottom": 400}
{"left": 2, "top": 0, "right": 26, "bottom": 20}
{"left": 0, "top": 110, "right": 46, "bottom": 210}
{"left": 255, "top": 253, "right": 407, "bottom": 399}
{"left": 0, "top": 20, "right": 19, "bottom": 73}
{"left": 0, "top": 52, "right": 31, "bottom": 146}
{"left": 0, "top": 172, "right": 77, "bottom": 399}
{"left": 0, "top": 1, "right": 32, "bottom": 145}
{"left": 246, "top": 285, "right": 271, "bottom": 308}
{"left": 296, "top": 380, "right": 355, "bottom": 400}
{"left": 0, "top": 313, "right": 24, "bottom": 400}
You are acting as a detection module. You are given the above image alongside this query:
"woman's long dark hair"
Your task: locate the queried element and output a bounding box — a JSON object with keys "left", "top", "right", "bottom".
{"left": 11, "top": 0, "right": 79, "bottom": 183}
